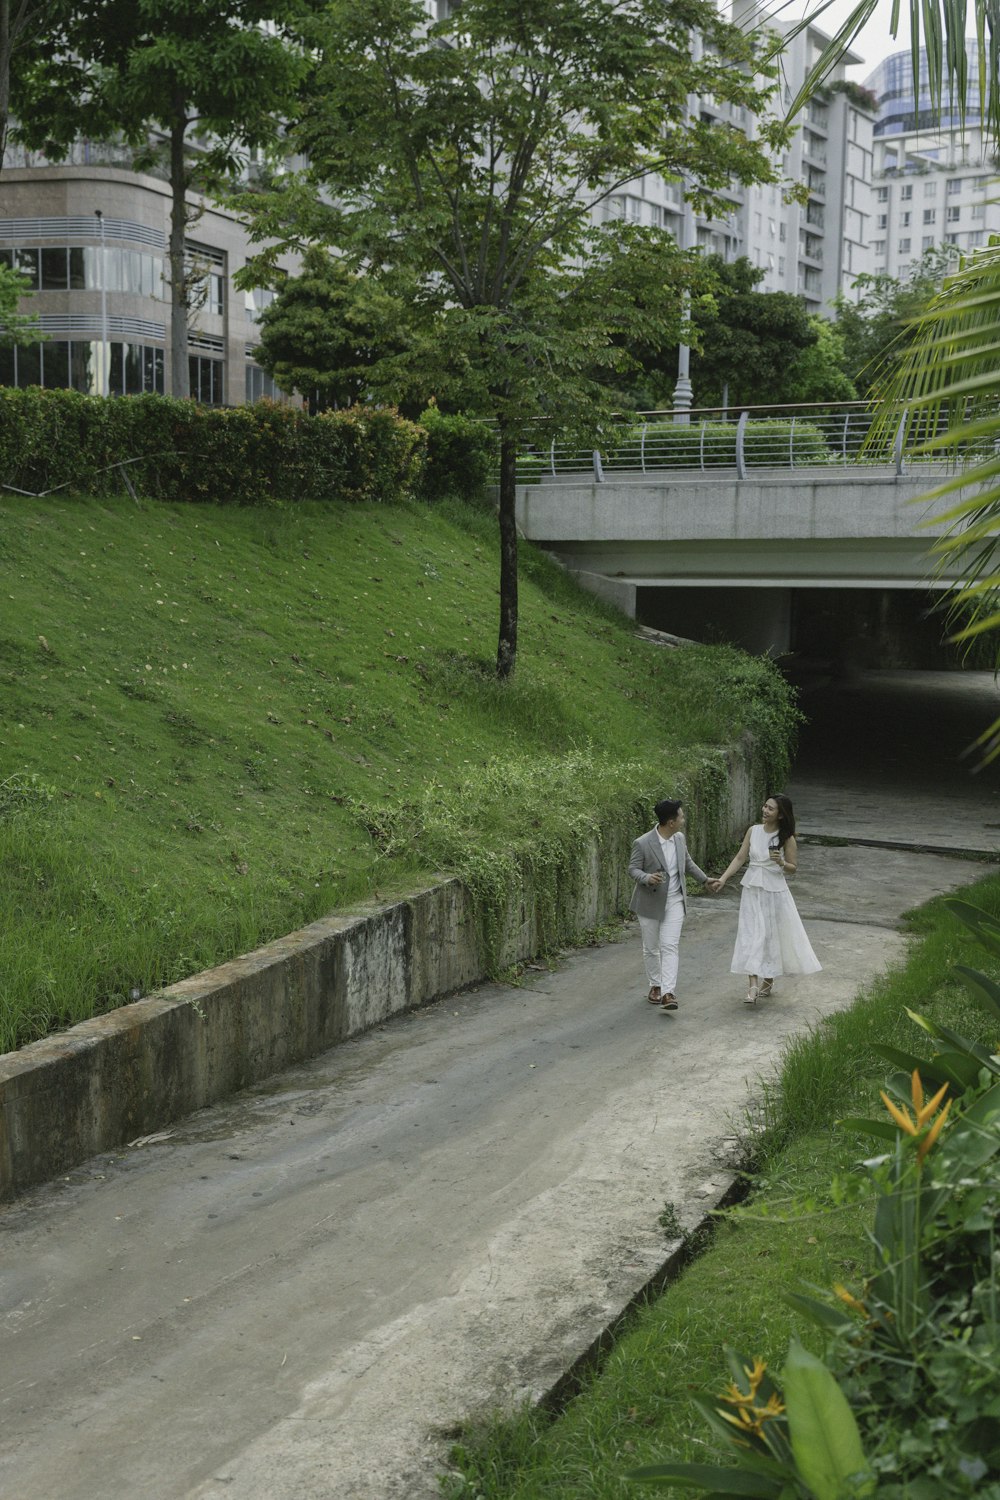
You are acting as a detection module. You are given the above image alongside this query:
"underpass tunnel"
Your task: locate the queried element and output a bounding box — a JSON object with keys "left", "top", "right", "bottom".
{"left": 636, "top": 585, "right": 967, "bottom": 673}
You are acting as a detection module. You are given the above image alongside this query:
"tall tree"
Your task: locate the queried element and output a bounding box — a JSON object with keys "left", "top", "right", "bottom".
{"left": 15, "top": 1, "right": 310, "bottom": 397}
{"left": 0, "top": 0, "right": 56, "bottom": 172}
{"left": 247, "top": 248, "right": 419, "bottom": 414}
{"left": 832, "top": 249, "right": 951, "bottom": 397}
{"left": 661, "top": 256, "right": 820, "bottom": 408}
{"left": 239, "top": 0, "right": 788, "bottom": 678}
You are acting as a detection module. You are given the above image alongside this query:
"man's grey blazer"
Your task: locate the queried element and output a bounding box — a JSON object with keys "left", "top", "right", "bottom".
{"left": 628, "top": 829, "right": 709, "bottom": 918}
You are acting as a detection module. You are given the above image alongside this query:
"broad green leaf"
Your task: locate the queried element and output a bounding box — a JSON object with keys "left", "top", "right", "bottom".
{"left": 625, "top": 1460, "right": 783, "bottom": 1495}
{"left": 837, "top": 1117, "right": 901, "bottom": 1142}
{"left": 782, "top": 1340, "right": 875, "bottom": 1500}
{"left": 783, "top": 1290, "right": 855, "bottom": 1333}
{"left": 953, "top": 965, "right": 1000, "bottom": 1022}
{"left": 946, "top": 900, "right": 1000, "bottom": 958}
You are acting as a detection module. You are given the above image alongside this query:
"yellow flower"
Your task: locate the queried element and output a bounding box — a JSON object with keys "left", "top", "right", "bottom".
{"left": 880, "top": 1070, "right": 951, "bottom": 1161}
{"left": 833, "top": 1282, "right": 869, "bottom": 1317}
{"left": 716, "top": 1359, "right": 785, "bottom": 1440}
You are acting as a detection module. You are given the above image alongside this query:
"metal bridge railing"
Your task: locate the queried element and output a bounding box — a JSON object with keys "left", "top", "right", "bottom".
{"left": 515, "top": 401, "right": 987, "bottom": 484}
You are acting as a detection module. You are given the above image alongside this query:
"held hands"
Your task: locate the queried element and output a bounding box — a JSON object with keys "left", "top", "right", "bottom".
{"left": 706, "top": 877, "right": 725, "bottom": 894}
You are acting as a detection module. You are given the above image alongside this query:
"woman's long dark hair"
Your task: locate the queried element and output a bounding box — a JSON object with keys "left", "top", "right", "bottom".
{"left": 767, "top": 793, "right": 795, "bottom": 851}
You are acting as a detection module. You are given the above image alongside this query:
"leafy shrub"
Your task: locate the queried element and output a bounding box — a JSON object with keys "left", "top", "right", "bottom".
{"left": 0, "top": 387, "right": 427, "bottom": 505}
{"left": 606, "top": 418, "right": 830, "bottom": 470}
{"left": 417, "top": 405, "right": 495, "bottom": 501}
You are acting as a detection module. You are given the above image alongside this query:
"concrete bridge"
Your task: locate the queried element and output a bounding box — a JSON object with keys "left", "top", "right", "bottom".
{"left": 515, "top": 466, "right": 976, "bottom": 662}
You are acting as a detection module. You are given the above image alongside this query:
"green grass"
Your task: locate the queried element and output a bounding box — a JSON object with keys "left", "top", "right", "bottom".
{"left": 0, "top": 492, "right": 796, "bottom": 1052}
{"left": 440, "top": 868, "right": 1000, "bottom": 1499}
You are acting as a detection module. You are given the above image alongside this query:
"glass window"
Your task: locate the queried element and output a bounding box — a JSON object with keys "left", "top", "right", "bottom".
{"left": 898, "top": 237, "right": 911, "bottom": 253}
{"left": 876, "top": 213, "right": 887, "bottom": 228}
{"left": 17, "top": 342, "right": 41, "bottom": 385}
{"left": 109, "top": 342, "right": 125, "bottom": 397}
{"left": 900, "top": 212, "right": 911, "bottom": 226}
{"left": 0, "top": 343, "right": 14, "bottom": 386}
{"left": 947, "top": 205, "right": 961, "bottom": 222}
{"left": 70, "top": 341, "right": 98, "bottom": 394}
{"left": 0, "top": 248, "right": 12, "bottom": 271}
{"left": 922, "top": 235, "right": 935, "bottom": 249}
{"left": 69, "top": 247, "right": 86, "bottom": 289}
{"left": 948, "top": 178, "right": 962, "bottom": 194}
{"left": 924, "top": 180, "right": 937, "bottom": 197}
{"left": 15, "top": 248, "right": 39, "bottom": 290}
{"left": 189, "top": 355, "right": 224, "bottom": 405}
{"left": 900, "top": 184, "right": 912, "bottom": 200}
{"left": 124, "top": 342, "right": 143, "bottom": 394}
{"left": 41, "top": 247, "right": 68, "bottom": 290}
{"left": 876, "top": 186, "right": 888, "bottom": 201}
{"left": 42, "top": 341, "right": 70, "bottom": 388}
{"left": 923, "top": 209, "right": 936, "bottom": 224}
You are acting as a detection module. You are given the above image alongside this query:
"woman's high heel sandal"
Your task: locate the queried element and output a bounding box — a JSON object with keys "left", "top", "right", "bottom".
{"left": 758, "top": 979, "right": 773, "bottom": 998}
{"left": 744, "top": 984, "right": 758, "bottom": 1006}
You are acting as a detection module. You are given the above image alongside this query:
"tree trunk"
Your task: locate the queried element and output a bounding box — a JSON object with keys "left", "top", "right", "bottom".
{"left": 495, "top": 432, "right": 518, "bottom": 679}
{"left": 0, "top": 0, "right": 12, "bottom": 174}
{"left": 168, "top": 103, "right": 190, "bottom": 399}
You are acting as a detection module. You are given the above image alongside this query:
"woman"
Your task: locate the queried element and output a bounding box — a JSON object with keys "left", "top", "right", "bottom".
{"left": 710, "top": 794, "right": 821, "bottom": 1005}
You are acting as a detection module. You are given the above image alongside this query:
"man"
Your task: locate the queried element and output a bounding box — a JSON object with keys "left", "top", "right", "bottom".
{"left": 628, "top": 798, "right": 711, "bottom": 1012}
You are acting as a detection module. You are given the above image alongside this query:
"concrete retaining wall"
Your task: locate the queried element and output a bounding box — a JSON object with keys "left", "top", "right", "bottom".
{"left": 0, "top": 736, "right": 761, "bottom": 1199}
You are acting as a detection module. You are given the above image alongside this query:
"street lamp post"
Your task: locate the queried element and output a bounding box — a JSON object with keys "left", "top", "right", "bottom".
{"left": 94, "top": 209, "right": 108, "bottom": 397}
{"left": 671, "top": 187, "right": 695, "bottom": 426}
{"left": 672, "top": 34, "right": 701, "bottom": 426}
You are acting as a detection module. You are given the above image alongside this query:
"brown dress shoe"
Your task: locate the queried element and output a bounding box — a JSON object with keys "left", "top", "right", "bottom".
{"left": 660, "top": 992, "right": 678, "bottom": 1010}
{"left": 647, "top": 986, "right": 662, "bottom": 1004}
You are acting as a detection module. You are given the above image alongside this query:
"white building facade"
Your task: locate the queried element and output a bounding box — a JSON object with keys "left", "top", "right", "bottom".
{"left": 865, "top": 45, "right": 999, "bottom": 277}
{"left": 599, "top": 11, "right": 876, "bottom": 317}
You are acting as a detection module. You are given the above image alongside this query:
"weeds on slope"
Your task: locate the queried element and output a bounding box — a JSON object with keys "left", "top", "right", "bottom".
{"left": 0, "top": 495, "right": 796, "bottom": 1050}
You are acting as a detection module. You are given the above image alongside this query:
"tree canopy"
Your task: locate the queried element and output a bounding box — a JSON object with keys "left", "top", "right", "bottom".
{"left": 238, "top": 0, "right": 789, "bottom": 676}
{"left": 15, "top": 0, "right": 311, "bottom": 396}
{"left": 249, "top": 249, "right": 419, "bottom": 414}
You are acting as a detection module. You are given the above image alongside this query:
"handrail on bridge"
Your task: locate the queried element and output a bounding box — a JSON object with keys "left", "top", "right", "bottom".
{"left": 513, "top": 400, "right": 962, "bottom": 484}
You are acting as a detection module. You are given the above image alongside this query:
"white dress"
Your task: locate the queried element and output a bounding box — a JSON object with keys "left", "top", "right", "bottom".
{"left": 730, "top": 825, "right": 821, "bottom": 979}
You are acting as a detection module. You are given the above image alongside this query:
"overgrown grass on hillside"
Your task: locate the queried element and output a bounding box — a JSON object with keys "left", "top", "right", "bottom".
{"left": 441, "top": 868, "right": 1000, "bottom": 1499}
{"left": 0, "top": 493, "right": 796, "bottom": 1051}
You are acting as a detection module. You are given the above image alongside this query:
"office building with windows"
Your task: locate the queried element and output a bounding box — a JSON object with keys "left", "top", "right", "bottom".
{"left": 598, "top": 10, "right": 876, "bottom": 316}
{"left": 865, "top": 44, "right": 1000, "bottom": 275}
{"left": 0, "top": 145, "right": 291, "bottom": 404}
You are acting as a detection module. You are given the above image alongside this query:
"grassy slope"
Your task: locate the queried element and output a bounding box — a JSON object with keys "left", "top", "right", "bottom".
{"left": 442, "top": 870, "right": 1000, "bottom": 1498}
{"left": 0, "top": 493, "right": 791, "bottom": 1051}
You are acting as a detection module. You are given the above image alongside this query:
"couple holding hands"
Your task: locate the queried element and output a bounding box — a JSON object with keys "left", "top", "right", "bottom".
{"left": 628, "top": 794, "right": 821, "bottom": 1011}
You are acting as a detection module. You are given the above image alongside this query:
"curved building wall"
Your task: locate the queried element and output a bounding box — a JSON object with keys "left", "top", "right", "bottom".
{"left": 0, "top": 165, "right": 291, "bottom": 406}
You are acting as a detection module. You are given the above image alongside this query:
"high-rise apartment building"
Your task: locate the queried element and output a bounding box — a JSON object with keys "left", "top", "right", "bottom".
{"left": 865, "top": 43, "right": 999, "bottom": 276}
{"left": 599, "top": 8, "right": 876, "bottom": 315}
{"left": 0, "top": 4, "right": 882, "bottom": 406}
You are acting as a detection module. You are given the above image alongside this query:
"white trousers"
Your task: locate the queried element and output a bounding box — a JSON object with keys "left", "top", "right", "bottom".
{"left": 638, "top": 892, "right": 685, "bottom": 994}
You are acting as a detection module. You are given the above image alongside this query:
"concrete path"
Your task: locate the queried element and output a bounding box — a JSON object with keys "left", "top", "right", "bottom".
{"left": 1, "top": 671, "right": 996, "bottom": 1500}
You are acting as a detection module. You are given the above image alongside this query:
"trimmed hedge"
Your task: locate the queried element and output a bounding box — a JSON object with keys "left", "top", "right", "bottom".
{"left": 0, "top": 387, "right": 427, "bottom": 505}
{"left": 416, "top": 405, "right": 496, "bottom": 502}
{"left": 612, "top": 417, "right": 831, "bottom": 468}
{"left": 609, "top": 418, "right": 831, "bottom": 469}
